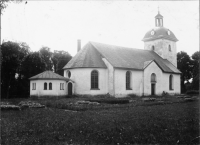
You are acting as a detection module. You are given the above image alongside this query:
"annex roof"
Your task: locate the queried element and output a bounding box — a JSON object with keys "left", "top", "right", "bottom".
{"left": 63, "top": 42, "right": 181, "bottom": 74}
{"left": 29, "top": 71, "right": 72, "bottom": 81}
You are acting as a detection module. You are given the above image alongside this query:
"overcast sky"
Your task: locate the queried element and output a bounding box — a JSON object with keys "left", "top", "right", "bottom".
{"left": 1, "top": 1, "right": 199, "bottom": 56}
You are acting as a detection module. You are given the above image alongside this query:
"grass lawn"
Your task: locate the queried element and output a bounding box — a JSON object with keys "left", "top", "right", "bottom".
{"left": 1, "top": 96, "right": 199, "bottom": 145}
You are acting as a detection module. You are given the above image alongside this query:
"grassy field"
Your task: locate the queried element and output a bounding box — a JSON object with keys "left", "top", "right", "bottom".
{"left": 1, "top": 96, "right": 199, "bottom": 145}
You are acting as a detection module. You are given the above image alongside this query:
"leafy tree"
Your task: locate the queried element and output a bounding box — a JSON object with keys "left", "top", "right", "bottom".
{"left": 52, "top": 50, "right": 72, "bottom": 76}
{"left": 18, "top": 52, "right": 46, "bottom": 96}
{"left": 191, "top": 51, "right": 200, "bottom": 90}
{"left": 1, "top": 41, "right": 30, "bottom": 98}
{"left": 0, "top": 0, "right": 22, "bottom": 14}
{"left": 177, "top": 51, "right": 193, "bottom": 93}
{"left": 39, "top": 47, "right": 53, "bottom": 71}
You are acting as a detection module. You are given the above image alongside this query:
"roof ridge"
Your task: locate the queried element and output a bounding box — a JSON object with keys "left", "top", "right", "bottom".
{"left": 90, "top": 41, "right": 147, "bottom": 51}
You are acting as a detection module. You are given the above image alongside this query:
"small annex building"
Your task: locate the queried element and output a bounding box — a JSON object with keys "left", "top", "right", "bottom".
{"left": 29, "top": 71, "right": 74, "bottom": 97}
{"left": 62, "top": 11, "right": 181, "bottom": 97}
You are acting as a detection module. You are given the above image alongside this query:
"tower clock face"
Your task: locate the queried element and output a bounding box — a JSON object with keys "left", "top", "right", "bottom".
{"left": 151, "top": 31, "right": 155, "bottom": 35}
{"left": 167, "top": 30, "right": 170, "bottom": 35}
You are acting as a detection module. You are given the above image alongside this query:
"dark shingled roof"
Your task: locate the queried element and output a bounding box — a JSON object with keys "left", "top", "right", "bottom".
{"left": 29, "top": 71, "right": 71, "bottom": 81}
{"left": 63, "top": 42, "right": 181, "bottom": 74}
{"left": 142, "top": 27, "right": 178, "bottom": 42}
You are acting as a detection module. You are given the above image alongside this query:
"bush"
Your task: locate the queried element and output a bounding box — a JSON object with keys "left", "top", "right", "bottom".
{"left": 87, "top": 99, "right": 130, "bottom": 104}
{"left": 186, "top": 90, "right": 199, "bottom": 95}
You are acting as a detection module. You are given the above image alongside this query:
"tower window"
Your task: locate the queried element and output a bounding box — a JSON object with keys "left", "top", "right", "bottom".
{"left": 169, "top": 45, "right": 171, "bottom": 52}
{"left": 152, "top": 45, "right": 155, "bottom": 51}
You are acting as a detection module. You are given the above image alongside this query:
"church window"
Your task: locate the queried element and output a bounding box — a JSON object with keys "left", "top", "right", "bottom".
{"left": 151, "top": 73, "right": 156, "bottom": 83}
{"left": 169, "top": 75, "right": 174, "bottom": 90}
{"left": 126, "top": 71, "right": 131, "bottom": 90}
{"left": 91, "top": 70, "right": 99, "bottom": 89}
{"left": 44, "top": 82, "right": 47, "bottom": 90}
{"left": 169, "top": 45, "right": 171, "bottom": 51}
{"left": 32, "top": 83, "right": 36, "bottom": 90}
{"left": 68, "top": 71, "right": 71, "bottom": 78}
{"left": 49, "top": 83, "right": 52, "bottom": 90}
{"left": 152, "top": 45, "right": 155, "bottom": 51}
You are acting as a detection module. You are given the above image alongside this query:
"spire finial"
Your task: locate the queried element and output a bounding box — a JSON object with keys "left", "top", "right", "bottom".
{"left": 158, "top": 6, "right": 160, "bottom": 14}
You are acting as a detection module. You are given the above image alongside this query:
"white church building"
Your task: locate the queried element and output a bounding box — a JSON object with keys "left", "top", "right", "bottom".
{"left": 30, "top": 12, "right": 181, "bottom": 98}
{"left": 62, "top": 12, "right": 181, "bottom": 97}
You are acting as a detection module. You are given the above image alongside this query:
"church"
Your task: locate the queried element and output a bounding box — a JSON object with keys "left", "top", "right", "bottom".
{"left": 30, "top": 11, "right": 181, "bottom": 98}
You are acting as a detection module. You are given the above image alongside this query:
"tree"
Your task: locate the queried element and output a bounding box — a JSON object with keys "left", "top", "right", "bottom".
{"left": 1, "top": 41, "right": 30, "bottom": 98}
{"left": 39, "top": 47, "right": 53, "bottom": 71}
{"left": 52, "top": 50, "right": 72, "bottom": 76}
{"left": 0, "top": 0, "right": 22, "bottom": 14}
{"left": 177, "top": 51, "right": 193, "bottom": 93}
{"left": 191, "top": 51, "right": 200, "bottom": 90}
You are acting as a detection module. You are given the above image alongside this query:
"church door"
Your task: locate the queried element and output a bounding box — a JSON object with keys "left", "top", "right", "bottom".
{"left": 68, "top": 82, "right": 72, "bottom": 95}
{"left": 151, "top": 84, "right": 155, "bottom": 95}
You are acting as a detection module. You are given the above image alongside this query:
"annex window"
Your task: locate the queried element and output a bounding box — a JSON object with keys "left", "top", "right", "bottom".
{"left": 152, "top": 45, "right": 155, "bottom": 51}
{"left": 49, "top": 83, "right": 52, "bottom": 90}
{"left": 169, "top": 75, "right": 174, "bottom": 90}
{"left": 126, "top": 71, "right": 131, "bottom": 90}
{"left": 60, "top": 83, "right": 64, "bottom": 90}
{"left": 151, "top": 73, "right": 156, "bottom": 83}
{"left": 91, "top": 70, "right": 99, "bottom": 89}
{"left": 66, "top": 70, "right": 71, "bottom": 78}
{"left": 44, "top": 82, "right": 47, "bottom": 90}
{"left": 32, "top": 83, "right": 36, "bottom": 90}
{"left": 169, "top": 45, "right": 171, "bottom": 52}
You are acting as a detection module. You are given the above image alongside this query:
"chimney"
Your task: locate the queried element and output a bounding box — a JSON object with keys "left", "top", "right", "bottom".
{"left": 77, "top": 39, "right": 81, "bottom": 52}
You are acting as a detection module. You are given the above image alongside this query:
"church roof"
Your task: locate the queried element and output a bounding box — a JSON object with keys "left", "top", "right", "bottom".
{"left": 63, "top": 42, "right": 181, "bottom": 74}
{"left": 142, "top": 27, "right": 178, "bottom": 42}
{"left": 29, "top": 71, "right": 71, "bottom": 81}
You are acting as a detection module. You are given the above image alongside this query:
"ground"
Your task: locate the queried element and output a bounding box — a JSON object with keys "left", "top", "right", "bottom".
{"left": 1, "top": 95, "right": 199, "bottom": 145}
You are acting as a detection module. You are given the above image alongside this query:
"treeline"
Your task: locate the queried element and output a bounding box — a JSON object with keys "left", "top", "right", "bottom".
{"left": 177, "top": 51, "right": 199, "bottom": 93}
{"left": 1, "top": 41, "right": 72, "bottom": 99}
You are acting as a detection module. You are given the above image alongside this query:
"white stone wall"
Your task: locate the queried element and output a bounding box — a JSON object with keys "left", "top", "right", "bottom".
{"left": 64, "top": 68, "right": 108, "bottom": 95}
{"left": 144, "top": 39, "right": 177, "bottom": 67}
{"left": 114, "top": 69, "right": 143, "bottom": 97}
{"left": 162, "top": 73, "right": 181, "bottom": 94}
{"left": 144, "top": 61, "right": 163, "bottom": 96}
{"left": 30, "top": 80, "right": 67, "bottom": 97}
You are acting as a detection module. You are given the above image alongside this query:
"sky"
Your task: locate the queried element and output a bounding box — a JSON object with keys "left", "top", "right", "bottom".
{"left": 1, "top": 1, "right": 199, "bottom": 57}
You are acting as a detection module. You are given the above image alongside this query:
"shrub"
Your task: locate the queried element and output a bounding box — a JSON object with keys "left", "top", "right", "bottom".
{"left": 186, "top": 90, "right": 199, "bottom": 95}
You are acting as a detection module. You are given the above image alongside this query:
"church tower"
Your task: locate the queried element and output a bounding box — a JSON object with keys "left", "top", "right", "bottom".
{"left": 142, "top": 11, "right": 178, "bottom": 67}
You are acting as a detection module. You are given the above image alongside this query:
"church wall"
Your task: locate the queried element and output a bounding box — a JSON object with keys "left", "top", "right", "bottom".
{"left": 114, "top": 69, "right": 143, "bottom": 97}
{"left": 144, "top": 39, "right": 177, "bottom": 67}
{"left": 144, "top": 61, "right": 163, "bottom": 96}
{"left": 162, "top": 73, "right": 181, "bottom": 94}
{"left": 30, "top": 80, "right": 67, "bottom": 97}
{"left": 64, "top": 68, "right": 108, "bottom": 95}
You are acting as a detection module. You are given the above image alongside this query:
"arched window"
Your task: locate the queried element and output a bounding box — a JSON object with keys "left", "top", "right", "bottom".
{"left": 91, "top": 70, "right": 98, "bottom": 89}
{"left": 169, "top": 45, "right": 171, "bottom": 52}
{"left": 151, "top": 73, "right": 156, "bottom": 83}
{"left": 169, "top": 75, "right": 174, "bottom": 90}
{"left": 152, "top": 45, "right": 155, "bottom": 51}
{"left": 126, "top": 71, "right": 131, "bottom": 90}
{"left": 49, "top": 82, "right": 52, "bottom": 90}
{"left": 44, "top": 82, "right": 47, "bottom": 90}
{"left": 68, "top": 71, "right": 71, "bottom": 78}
